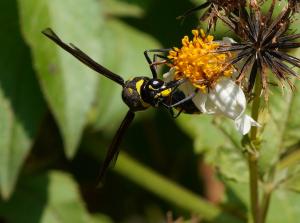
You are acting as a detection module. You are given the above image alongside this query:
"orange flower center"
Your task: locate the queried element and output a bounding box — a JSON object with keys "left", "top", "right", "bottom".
{"left": 168, "top": 29, "right": 234, "bottom": 92}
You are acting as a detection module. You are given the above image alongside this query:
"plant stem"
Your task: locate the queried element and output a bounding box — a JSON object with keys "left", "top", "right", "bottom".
{"left": 260, "top": 186, "right": 272, "bottom": 223}
{"left": 248, "top": 78, "right": 261, "bottom": 223}
{"left": 250, "top": 82, "right": 261, "bottom": 140}
{"left": 248, "top": 153, "right": 259, "bottom": 223}
{"left": 115, "top": 152, "right": 243, "bottom": 223}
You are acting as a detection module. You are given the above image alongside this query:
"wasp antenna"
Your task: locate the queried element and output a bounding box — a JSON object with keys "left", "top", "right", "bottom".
{"left": 96, "top": 110, "right": 135, "bottom": 186}
{"left": 42, "top": 28, "right": 125, "bottom": 86}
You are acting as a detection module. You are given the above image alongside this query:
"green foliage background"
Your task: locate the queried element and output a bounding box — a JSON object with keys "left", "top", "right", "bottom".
{"left": 0, "top": 0, "right": 300, "bottom": 222}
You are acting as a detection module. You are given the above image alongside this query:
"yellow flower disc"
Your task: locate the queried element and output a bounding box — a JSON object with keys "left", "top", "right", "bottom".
{"left": 168, "top": 29, "right": 234, "bottom": 92}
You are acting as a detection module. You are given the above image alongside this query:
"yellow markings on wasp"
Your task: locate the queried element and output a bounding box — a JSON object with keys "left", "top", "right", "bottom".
{"left": 148, "top": 85, "right": 155, "bottom": 90}
{"left": 160, "top": 88, "right": 172, "bottom": 97}
{"left": 154, "top": 88, "right": 172, "bottom": 98}
{"left": 128, "top": 88, "right": 133, "bottom": 94}
{"left": 136, "top": 79, "right": 144, "bottom": 96}
{"left": 135, "top": 79, "right": 150, "bottom": 108}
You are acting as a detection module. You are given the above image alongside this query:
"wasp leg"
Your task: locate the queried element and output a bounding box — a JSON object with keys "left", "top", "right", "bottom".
{"left": 169, "top": 93, "right": 196, "bottom": 108}
{"left": 160, "top": 78, "right": 188, "bottom": 116}
{"left": 165, "top": 103, "right": 175, "bottom": 117}
{"left": 153, "top": 53, "right": 168, "bottom": 62}
{"left": 171, "top": 107, "right": 184, "bottom": 118}
{"left": 97, "top": 110, "right": 135, "bottom": 186}
{"left": 152, "top": 54, "right": 168, "bottom": 66}
{"left": 162, "top": 88, "right": 198, "bottom": 118}
{"left": 144, "top": 48, "right": 172, "bottom": 78}
{"left": 150, "top": 59, "right": 168, "bottom": 71}
{"left": 163, "top": 78, "right": 187, "bottom": 96}
{"left": 161, "top": 102, "right": 183, "bottom": 118}
{"left": 150, "top": 54, "right": 173, "bottom": 76}
{"left": 169, "top": 89, "right": 199, "bottom": 108}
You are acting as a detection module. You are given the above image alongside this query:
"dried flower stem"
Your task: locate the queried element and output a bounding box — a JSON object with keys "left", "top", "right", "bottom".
{"left": 248, "top": 78, "right": 261, "bottom": 223}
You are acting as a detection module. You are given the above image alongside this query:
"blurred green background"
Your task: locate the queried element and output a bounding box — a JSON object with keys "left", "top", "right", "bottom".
{"left": 1, "top": 0, "right": 300, "bottom": 222}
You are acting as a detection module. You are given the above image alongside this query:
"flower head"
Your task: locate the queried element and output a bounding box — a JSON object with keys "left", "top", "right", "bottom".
{"left": 217, "top": 0, "right": 300, "bottom": 100}
{"left": 165, "top": 29, "right": 260, "bottom": 134}
{"left": 164, "top": 69, "right": 260, "bottom": 135}
{"left": 168, "top": 29, "right": 234, "bottom": 92}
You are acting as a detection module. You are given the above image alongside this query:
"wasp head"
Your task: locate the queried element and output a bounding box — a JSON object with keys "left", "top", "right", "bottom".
{"left": 140, "top": 79, "right": 172, "bottom": 107}
{"left": 122, "top": 77, "right": 172, "bottom": 111}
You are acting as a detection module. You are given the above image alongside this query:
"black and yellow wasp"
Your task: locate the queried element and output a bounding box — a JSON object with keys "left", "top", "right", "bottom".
{"left": 42, "top": 28, "right": 200, "bottom": 183}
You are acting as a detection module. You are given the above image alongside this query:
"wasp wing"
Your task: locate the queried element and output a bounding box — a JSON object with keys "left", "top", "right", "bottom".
{"left": 42, "top": 28, "right": 125, "bottom": 86}
{"left": 97, "top": 110, "right": 135, "bottom": 186}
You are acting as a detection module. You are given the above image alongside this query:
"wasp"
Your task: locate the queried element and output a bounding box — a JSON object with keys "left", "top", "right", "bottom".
{"left": 42, "top": 28, "right": 200, "bottom": 183}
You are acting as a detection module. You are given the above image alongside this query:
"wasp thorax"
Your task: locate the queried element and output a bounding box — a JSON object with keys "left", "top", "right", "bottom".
{"left": 122, "top": 77, "right": 151, "bottom": 112}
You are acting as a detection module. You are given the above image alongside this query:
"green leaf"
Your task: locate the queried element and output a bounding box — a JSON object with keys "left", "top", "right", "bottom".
{"left": 176, "top": 115, "right": 248, "bottom": 182}
{"left": 276, "top": 163, "right": 300, "bottom": 193}
{"left": 177, "top": 116, "right": 228, "bottom": 153}
{"left": 283, "top": 173, "right": 300, "bottom": 193}
{"left": 259, "top": 66, "right": 300, "bottom": 176}
{"left": 90, "top": 214, "right": 113, "bottom": 223}
{"left": 0, "top": 171, "right": 108, "bottom": 223}
{"left": 103, "top": 0, "right": 144, "bottom": 17}
{"left": 0, "top": 0, "right": 45, "bottom": 199}
{"left": 221, "top": 180, "right": 300, "bottom": 223}
{"left": 222, "top": 180, "right": 300, "bottom": 223}
{"left": 17, "top": 0, "right": 102, "bottom": 158}
{"left": 221, "top": 181, "right": 249, "bottom": 219}
{"left": 266, "top": 190, "right": 300, "bottom": 223}
{"left": 91, "top": 19, "right": 161, "bottom": 133}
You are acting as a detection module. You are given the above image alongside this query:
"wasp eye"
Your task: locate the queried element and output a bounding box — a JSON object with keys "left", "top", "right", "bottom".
{"left": 149, "top": 79, "right": 164, "bottom": 89}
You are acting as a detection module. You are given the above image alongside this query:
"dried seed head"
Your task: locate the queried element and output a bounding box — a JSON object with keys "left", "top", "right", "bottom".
{"left": 178, "top": 0, "right": 246, "bottom": 31}
{"left": 217, "top": 0, "right": 300, "bottom": 100}
{"left": 288, "top": 0, "right": 300, "bottom": 12}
